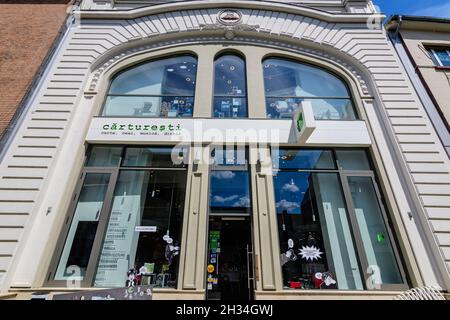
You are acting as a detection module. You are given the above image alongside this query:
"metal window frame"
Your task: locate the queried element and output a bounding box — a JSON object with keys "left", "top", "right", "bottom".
{"left": 100, "top": 54, "right": 199, "bottom": 117}
{"left": 340, "top": 171, "right": 409, "bottom": 291}
{"left": 208, "top": 146, "right": 252, "bottom": 216}
{"left": 212, "top": 53, "right": 249, "bottom": 118}
{"left": 45, "top": 145, "right": 189, "bottom": 288}
{"left": 430, "top": 48, "right": 450, "bottom": 67}
{"left": 262, "top": 57, "right": 359, "bottom": 120}
{"left": 272, "top": 147, "right": 409, "bottom": 291}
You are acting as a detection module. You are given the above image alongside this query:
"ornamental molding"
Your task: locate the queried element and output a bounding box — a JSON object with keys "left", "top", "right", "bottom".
{"left": 86, "top": 36, "right": 370, "bottom": 96}
{"left": 199, "top": 22, "right": 260, "bottom": 39}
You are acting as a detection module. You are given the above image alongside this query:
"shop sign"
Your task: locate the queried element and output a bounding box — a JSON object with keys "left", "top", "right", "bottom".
{"left": 52, "top": 285, "right": 152, "bottom": 300}
{"left": 86, "top": 117, "right": 372, "bottom": 146}
{"left": 293, "top": 101, "right": 316, "bottom": 144}
{"left": 135, "top": 226, "right": 157, "bottom": 233}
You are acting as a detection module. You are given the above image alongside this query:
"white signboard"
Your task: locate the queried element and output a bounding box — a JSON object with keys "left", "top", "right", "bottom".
{"left": 86, "top": 117, "right": 371, "bottom": 146}
{"left": 135, "top": 226, "right": 157, "bottom": 233}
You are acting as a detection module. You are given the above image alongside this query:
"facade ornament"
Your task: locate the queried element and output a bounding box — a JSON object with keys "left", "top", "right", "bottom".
{"left": 199, "top": 9, "right": 259, "bottom": 40}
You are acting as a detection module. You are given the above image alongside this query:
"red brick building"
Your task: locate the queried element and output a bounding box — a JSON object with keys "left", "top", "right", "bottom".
{"left": 0, "top": 0, "right": 73, "bottom": 140}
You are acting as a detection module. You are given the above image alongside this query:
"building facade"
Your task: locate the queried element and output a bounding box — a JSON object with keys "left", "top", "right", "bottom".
{"left": 386, "top": 16, "right": 450, "bottom": 156}
{"left": 0, "top": 0, "right": 450, "bottom": 300}
{"left": 0, "top": 0, "right": 74, "bottom": 148}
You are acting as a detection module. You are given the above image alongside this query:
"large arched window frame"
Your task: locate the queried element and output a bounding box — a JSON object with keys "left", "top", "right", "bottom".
{"left": 213, "top": 53, "right": 248, "bottom": 118}
{"left": 102, "top": 55, "right": 198, "bottom": 118}
{"left": 263, "top": 57, "right": 357, "bottom": 120}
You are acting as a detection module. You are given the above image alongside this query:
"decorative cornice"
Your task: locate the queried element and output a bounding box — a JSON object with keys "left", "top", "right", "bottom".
{"left": 77, "top": 0, "right": 384, "bottom": 23}
{"left": 199, "top": 22, "right": 260, "bottom": 39}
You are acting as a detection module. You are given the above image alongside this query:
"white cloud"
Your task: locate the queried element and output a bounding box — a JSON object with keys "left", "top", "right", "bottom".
{"left": 282, "top": 182, "right": 300, "bottom": 193}
{"left": 276, "top": 199, "right": 300, "bottom": 212}
{"left": 211, "top": 171, "right": 235, "bottom": 180}
{"left": 232, "top": 196, "right": 250, "bottom": 207}
{"left": 212, "top": 195, "right": 239, "bottom": 203}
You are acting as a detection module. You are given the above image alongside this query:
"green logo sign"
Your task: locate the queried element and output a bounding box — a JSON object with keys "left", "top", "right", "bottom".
{"left": 297, "top": 112, "right": 304, "bottom": 133}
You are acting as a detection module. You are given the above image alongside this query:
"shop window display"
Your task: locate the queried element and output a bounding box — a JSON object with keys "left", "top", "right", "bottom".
{"left": 272, "top": 149, "right": 406, "bottom": 290}
{"left": 51, "top": 146, "right": 188, "bottom": 288}
{"left": 103, "top": 55, "right": 197, "bottom": 118}
{"left": 213, "top": 55, "right": 248, "bottom": 118}
{"left": 263, "top": 58, "right": 357, "bottom": 120}
{"left": 94, "top": 170, "right": 186, "bottom": 288}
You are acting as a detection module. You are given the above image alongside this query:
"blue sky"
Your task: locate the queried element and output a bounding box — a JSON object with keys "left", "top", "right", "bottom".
{"left": 373, "top": 0, "right": 450, "bottom": 19}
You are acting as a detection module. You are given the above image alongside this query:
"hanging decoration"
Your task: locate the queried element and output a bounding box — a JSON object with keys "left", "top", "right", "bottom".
{"left": 163, "top": 234, "right": 180, "bottom": 265}
{"left": 281, "top": 238, "right": 298, "bottom": 266}
{"left": 298, "top": 245, "right": 323, "bottom": 261}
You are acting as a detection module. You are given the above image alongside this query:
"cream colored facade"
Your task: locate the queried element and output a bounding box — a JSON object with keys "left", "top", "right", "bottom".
{"left": 0, "top": 0, "right": 449, "bottom": 300}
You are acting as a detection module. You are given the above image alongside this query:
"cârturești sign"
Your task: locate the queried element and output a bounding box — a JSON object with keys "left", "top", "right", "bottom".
{"left": 86, "top": 117, "right": 372, "bottom": 146}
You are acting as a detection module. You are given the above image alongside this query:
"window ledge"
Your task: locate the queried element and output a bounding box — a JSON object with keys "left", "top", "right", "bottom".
{"left": 254, "top": 289, "right": 408, "bottom": 300}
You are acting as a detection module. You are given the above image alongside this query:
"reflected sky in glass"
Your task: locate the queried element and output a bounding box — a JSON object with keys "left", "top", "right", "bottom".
{"left": 209, "top": 171, "right": 250, "bottom": 212}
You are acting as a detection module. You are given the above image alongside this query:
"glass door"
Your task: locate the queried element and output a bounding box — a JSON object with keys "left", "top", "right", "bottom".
{"left": 50, "top": 169, "right": 117, "bottom": 287}
{"left": 341, "top": 173, "right": 407, "bottom": 290}
{"left": 206, "top": 216, "right": 254, "bottom": 300}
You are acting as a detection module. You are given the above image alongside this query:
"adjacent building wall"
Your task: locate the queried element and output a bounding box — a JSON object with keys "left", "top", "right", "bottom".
{"left": 399, "top": 29, "right": 450, "bottom": 129}
{"left": 0, "top": 0, "right": 73, "bottom": 139}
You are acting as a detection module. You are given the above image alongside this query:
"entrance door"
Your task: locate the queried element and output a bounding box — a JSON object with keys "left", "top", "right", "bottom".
{"left": 206, "top": 216, "right": 254, "bottom": 300}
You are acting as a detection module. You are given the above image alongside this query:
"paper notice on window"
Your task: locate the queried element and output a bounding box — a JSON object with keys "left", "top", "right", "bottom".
{"left": 135, "top": 226, "right": 157, "bottom": 232}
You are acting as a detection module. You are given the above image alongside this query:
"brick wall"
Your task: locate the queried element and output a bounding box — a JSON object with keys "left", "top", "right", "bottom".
{"left": 0, "top": 0, "right": 73, "bottom": 138}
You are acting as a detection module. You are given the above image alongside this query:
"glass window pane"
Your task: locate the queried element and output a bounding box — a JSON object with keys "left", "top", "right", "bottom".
{"left": 214, "top": 55, "right": 246, "bottom": 96}
{"left": 263, "top": 58, "right": 351, "bottom": 98}
{"left": 274, "top": 171, "right": 363, "bottom": 290}
{"left": 213, "top": 55, "right": 247, "bottom": 118}
{"left": 86, "top": 146, "right": 122, "bottom": 167}
{"left": 435, "top": 50, "right": 450, "bottom": 67}
{"left": 103, "top": 96, "right": 194, "bottom": 117}
{"left": 94, "top": 170, "right": 186, "bottom": 288}
{"left": 273, "top": 149, "right": 336, "bottom": 170}
{"left": 109, "top": 56, "right": 197, "bottom": 95}
{"left": 209, "top": 171, "right": 250, "bottom": 214}
{"left": 266, "top": 98, "right": 356, "bottom": 120}
{"left": 347, "top": 176, "right": 403, "bottom": 285}
{"left": 336, "top": 150, "right": 371, "bottom": 171}
{"left": 123, "top": 146, "right": 188, "bottom": 168}
{"left": 213, "top": 97, "right": 247, "bottom": 118}
{"left": 54, "top": 173, "right": 111, "bottom": 281}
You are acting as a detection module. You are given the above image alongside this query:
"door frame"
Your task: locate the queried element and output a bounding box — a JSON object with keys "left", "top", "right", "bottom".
{"left": 205, "top": 214, "right": 255, "bottom": 300}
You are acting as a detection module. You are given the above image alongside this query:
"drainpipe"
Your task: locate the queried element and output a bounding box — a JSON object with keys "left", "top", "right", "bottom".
{"left": 0, "top": 1, "right": 80, "bottom": 164}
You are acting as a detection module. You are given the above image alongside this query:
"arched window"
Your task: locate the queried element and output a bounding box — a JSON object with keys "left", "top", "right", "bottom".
{"left": 103, "top": 55, "right": 197, "bottom": 117}
{"left": 213, "top": 54, "right": 247, "bottom": 118}
{"left": 263, "top": 58, "right": 356, "bottom": 120}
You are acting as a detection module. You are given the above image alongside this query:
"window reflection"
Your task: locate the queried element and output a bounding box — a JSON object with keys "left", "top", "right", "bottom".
{"left": 94, "top": 170, "right": 186, "bottom": 288}
{"left": 103, "top": 56, "right": 197, "bottom": 117}
{"left": 209, "top": 171, "right": 251, "bottom": 214}
{"left": 54, "top": 173, "right": 111, "bottom": 281}
{"left": 213, "top": 55, "right": 247, "bottom": 118}
{"left": 274, "top": 171, "right": 363, "bottom": 290}
{"left": 263, "top": 58, "right": 356, "bottom": 120}
{"left": 273, "top": 149, "right": 336, "bottom": 170}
